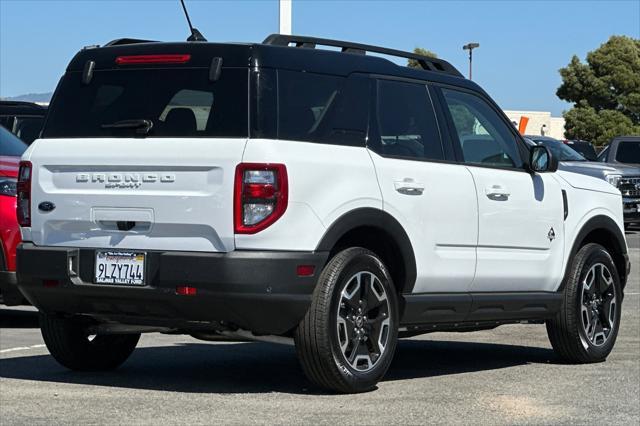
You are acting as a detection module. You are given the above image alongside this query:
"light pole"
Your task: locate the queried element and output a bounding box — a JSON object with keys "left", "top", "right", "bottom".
{"left": 462, "top": 42, "right": 480, "bottom": 80}
{"left": 279, "top": 0, "right": 292, "bottom": 35}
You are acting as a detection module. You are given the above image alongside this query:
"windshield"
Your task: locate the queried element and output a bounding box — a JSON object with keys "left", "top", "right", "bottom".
{"left": 0, "top": 125, "right": 28, "bottom": 156}
{"left": 616, "top": 140, "right": 640, "bottom": 164}
{"left": 530, "top": 138, "right": 586, "bottom": 161}
{"left": 43, "top": 68, "right": 248, "bottom": 138}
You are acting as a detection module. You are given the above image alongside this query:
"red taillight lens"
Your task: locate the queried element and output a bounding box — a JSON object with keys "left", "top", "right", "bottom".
{"left": 234, "top": 163, "right": 288, "bottom": 234}
{"left": 17, "top": 161, "right": 32, "bottom": 227}
{"left": 176, "top": 286, "right": 197, "bottom": 296}
{"left": 296, "top": 265, "right": 316, "bottom": 277}
{"left": 115, "top": 54, "right": 191, "bottom": 65}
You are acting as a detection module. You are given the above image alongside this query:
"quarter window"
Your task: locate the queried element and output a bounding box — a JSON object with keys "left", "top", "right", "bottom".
{"left": 275, "top": 70, "right": 369, "bottom": 146}
{"left": 372, "top": 79, "right": 444, "bottom": 160}
{"left": 442, "top": 88, "right": 522, "bottom": 168}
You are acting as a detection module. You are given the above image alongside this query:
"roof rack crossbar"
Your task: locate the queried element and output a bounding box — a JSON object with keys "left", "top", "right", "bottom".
{"left": 263, "top": 34, "right": 462, "bottom": 77}
{"left": 104, "top": 38, "right": 159, "bottom": 47}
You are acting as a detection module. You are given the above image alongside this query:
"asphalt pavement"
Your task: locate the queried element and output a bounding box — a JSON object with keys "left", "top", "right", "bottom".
{"left": 1, "top": 228, "right": 639, "bottom": 425}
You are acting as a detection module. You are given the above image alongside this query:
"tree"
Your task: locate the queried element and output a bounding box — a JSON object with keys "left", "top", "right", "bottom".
{"left": 407, "top": 47, "right": 437, "bottom": 69}
{"left": 557, "top": 35, "right": 640, "bottom": 146}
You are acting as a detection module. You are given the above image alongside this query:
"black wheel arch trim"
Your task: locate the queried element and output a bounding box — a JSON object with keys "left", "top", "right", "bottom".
{"left": 561, "top": 214, "right": 629, "bottom": 292}
{"left": 315, "top": 207, "right": 418, "bottom": 294}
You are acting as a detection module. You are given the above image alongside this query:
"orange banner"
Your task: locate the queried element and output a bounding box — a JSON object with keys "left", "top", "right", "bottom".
{"left": 518, "top": 116, "right": 529, "bottom": 135}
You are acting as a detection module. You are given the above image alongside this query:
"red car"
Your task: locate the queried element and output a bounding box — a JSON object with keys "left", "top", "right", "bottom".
{"left": 1, "top": 125, "right": 27, "bottom": 305}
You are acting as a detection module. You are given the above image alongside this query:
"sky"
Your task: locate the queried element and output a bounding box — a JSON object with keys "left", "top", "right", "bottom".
{"left": 1, "top": 0, "right": 639, "bottom": 116}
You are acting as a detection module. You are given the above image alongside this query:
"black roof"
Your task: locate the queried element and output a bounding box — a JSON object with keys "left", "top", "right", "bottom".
{"left": 66, "top": 34, "right": 485, "bottom": 94}
{"left": 0, "top": 101, "right": 47, "bottom": 116}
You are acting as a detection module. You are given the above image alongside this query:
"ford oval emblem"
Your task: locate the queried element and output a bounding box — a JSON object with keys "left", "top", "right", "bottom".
{"left": 38, "top": 201, "right": 56, "bottom": 212}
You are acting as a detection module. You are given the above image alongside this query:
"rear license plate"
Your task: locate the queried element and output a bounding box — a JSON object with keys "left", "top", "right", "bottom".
{"left": 95, "top": 251, "right": 145, "bottom": 285}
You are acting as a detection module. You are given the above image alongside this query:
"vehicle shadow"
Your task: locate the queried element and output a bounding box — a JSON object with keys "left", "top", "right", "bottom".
{"left": 0, "top": 308, "right": 39, "bottom": 329}
{"left": 0, "top": 338, "right": 558, "bottom": 395}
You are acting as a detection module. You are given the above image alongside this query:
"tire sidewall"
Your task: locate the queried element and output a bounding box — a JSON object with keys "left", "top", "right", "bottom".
{"left": 326, "top": 250, "right": 399, "bottom": 389}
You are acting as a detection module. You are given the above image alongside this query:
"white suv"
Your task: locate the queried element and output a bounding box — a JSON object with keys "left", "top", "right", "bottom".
{"left": 16, "top": 35, "right": 630, "bottom": 393}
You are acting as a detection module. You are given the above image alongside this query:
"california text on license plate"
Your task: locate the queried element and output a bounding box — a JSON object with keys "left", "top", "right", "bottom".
{"left": 95, "top": 251, "right": 145, "bottom": 285}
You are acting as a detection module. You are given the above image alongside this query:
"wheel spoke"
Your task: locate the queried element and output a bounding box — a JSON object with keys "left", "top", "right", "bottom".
{"left": 341, "top": 275, "right": 361, "bottom": 310}
{"left": 602, "top": 296, "right": 617, "bottom": 329}
{"left": 365, "top": 274, "right": 385, "bottom": 311}
{"left": 588, "top": 313, "right": 598, "bottom": 341}
{"left": 598, "top": 265, "right": 613, "bottom": 295}
{"left": 347, "top": 337, "right": 360, "bottom": 365}
{"left": 583, "top": 267, "right": 596, "bottom": 296}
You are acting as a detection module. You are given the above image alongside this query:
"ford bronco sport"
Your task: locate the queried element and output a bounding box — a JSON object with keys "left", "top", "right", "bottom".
{"left": 17, "top": 35, "right": 630, "bottom": 393}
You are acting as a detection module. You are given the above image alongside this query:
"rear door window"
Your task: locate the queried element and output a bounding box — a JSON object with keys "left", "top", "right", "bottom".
{"left": 370, "top": 79, "right": 444, "bottom": 161}
{"left": 43, "top": 68, "right": 248, "bottom": 138}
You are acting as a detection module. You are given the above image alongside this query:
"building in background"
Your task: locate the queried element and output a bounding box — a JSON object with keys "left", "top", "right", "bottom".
{"left": 503, "top": 110, "right": 566, "bottom": 140}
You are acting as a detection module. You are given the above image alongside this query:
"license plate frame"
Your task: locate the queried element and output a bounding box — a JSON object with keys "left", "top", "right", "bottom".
{"left": 95, "top": 251, "right": 146, "bottom": 286}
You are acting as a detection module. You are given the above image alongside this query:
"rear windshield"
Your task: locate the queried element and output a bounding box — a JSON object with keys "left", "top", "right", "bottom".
{"left": 616, "top": 140, "right": 640, "bottom": 164}
{"left": 43, "top": 68, "right": 248, "bottom": 138}
{"left": 0, "top": 125, "right": 28, "bottom": 156}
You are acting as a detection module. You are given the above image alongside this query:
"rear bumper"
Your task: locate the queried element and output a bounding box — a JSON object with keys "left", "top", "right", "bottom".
{"left": 16, "top": 243, "right": 328, "bottom": 335}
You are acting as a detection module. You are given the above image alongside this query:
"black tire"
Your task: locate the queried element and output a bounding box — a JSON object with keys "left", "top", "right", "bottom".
{"left": 546, "top": 243, "right": 622, "bottom": 363}
{"left": 294, "top": 247, "right": 399, "bottom": 393}
{"left": 40, "top": 313, "right": 140, "bottom": 371}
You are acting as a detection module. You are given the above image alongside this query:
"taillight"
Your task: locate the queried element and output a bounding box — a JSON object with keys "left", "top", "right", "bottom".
{"left": 234, "top": 163, "right": 288, "bottom": 234}
{"left": 17, "top": 161, "right": 32, "bottom": 227}
{"left": 115, "top": 54, "right": 191, "bottom": 65}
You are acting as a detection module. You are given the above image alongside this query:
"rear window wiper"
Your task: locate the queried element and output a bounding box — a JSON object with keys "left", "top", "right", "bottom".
{"left": 101, "top": 119, "right": 153, "bottom": 135}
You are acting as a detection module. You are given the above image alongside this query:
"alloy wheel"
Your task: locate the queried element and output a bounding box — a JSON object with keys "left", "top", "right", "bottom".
{"left": 580, "top": 263, "right": 617, "bottom": 348}
{"left": 336, "top": 271, "right": 391, "bottom": 372}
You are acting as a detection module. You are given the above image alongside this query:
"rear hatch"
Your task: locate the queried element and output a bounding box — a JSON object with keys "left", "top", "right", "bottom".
{"left": 24, "top": 43, "right": 250, "bottom": 252}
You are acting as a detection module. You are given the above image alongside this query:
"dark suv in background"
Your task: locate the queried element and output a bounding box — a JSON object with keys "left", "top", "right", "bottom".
{"left": 597, "top": 136, "right": 640, "bottom": 226}
{"left": 0, "top": 101, "right": 47, "bottom": 144}
{"left": 528, "top": 135, "right": 640, "bottom": 227}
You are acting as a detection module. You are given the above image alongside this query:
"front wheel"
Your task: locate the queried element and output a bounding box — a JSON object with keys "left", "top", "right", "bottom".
{"left": 40, "top": 313, "right": 140, "bottom": 371}
{"left": 546, "top": 243, "right": 622, "bottom": 363}
{"left": 295, "top": 247, "right": 399, "bottom": 393}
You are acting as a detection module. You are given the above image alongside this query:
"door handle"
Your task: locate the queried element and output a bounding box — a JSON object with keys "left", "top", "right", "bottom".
{"left": 485, "top": 185, "right": 510, "bottom": 201}
{"left": 394, "top": 179, "right": 425, "bottom": 196}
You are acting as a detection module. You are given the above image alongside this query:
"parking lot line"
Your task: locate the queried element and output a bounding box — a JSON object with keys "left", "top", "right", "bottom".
{"left": 0, "top": 344, "right": 45, "bottom": 354}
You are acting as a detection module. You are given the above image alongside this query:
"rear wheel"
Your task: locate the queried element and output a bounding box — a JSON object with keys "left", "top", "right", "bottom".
{"left": 546, "top": 243, "right": 621, "bottom": 363}
{"left": 40, "top": 313, "right": 140, "bottom": 371}
{"left": 295, "top": 247, "right": 398, "bottom": 393}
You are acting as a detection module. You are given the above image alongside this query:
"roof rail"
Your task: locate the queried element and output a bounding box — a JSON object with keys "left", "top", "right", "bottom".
{"left": 104, "top": 38, "right": 159, "bottom": 47}
{"left": 262, "top": 34, "right": 463, "bottom": 78}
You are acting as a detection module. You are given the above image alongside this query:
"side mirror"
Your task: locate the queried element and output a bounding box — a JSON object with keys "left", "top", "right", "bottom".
{"left": 529, "top": 145, "right": 558, "bottom": 173}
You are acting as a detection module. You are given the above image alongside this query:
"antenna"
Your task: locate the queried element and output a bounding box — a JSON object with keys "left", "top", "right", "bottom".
{"left": 179, "top": 0, "right": 207, "bottom": 42}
